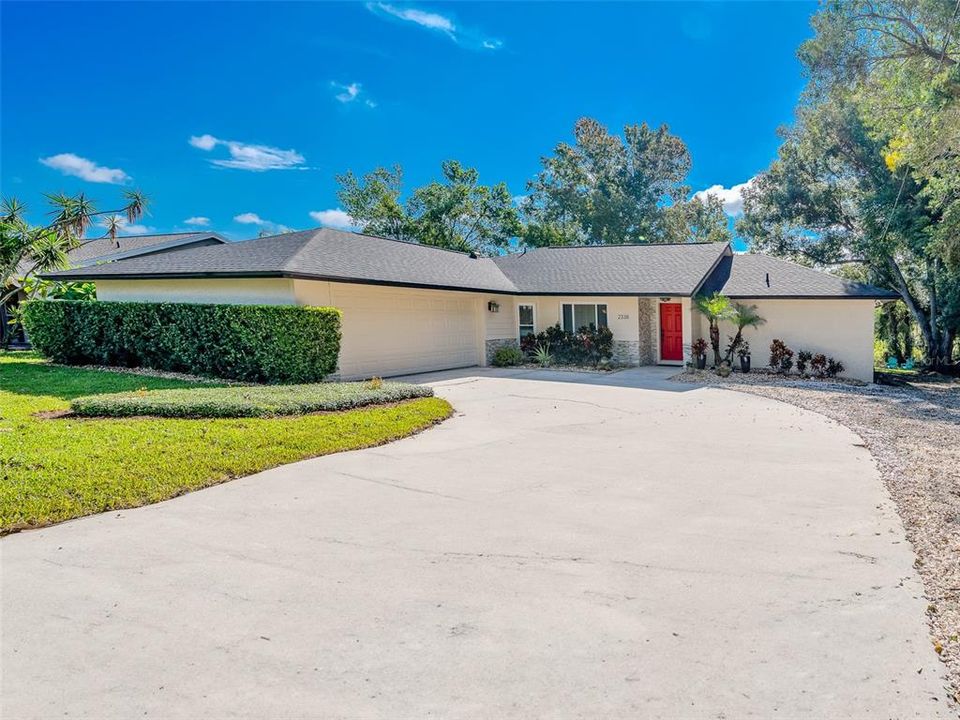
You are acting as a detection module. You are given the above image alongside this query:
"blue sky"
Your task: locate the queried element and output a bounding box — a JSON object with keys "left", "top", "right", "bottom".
{"left": 2, "top": 1, "right": 816, "bottom": 241}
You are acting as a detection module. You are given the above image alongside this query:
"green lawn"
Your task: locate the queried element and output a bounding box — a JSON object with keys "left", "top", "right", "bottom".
{"left": 0, "top": 353, "right": 452, "bottom": 533}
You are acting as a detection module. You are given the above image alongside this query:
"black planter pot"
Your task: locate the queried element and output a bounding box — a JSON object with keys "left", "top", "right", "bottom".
{"left": 740, "top": 355, "right": 751, "bottom": 373}
{"left": 695, "top": 354, "right": 707, "bottom": 370}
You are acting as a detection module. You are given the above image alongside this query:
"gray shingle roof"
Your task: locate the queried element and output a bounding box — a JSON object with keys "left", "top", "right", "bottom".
{"left": 44, "top": 227, "right": 895, "bottom": 299}
{"left": 491, "top": 243, "right": 728, "bottom": 295}
{"left": 698, "top": 254, "right": 897, "bottom": 299}
{"left": 47, "top": 228, "right": 519, "bottom": 293}
{"left": 67, "top": 232, "right": 227, "bottom": 266}
{"left": 15, "top": 232, "right": 227, "bottom": 280}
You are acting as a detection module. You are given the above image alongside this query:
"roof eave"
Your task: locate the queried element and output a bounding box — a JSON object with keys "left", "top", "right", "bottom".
{"left": 725, "top": 292, "right": 898, "bottom": 300}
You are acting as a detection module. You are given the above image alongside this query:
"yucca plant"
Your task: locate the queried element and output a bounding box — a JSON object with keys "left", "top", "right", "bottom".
{"left": 532, "top": 342, "right": 553, "bottom": 368}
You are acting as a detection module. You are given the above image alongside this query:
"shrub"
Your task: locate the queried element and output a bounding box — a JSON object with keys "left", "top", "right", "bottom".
{"left": 691, "top": 338, "right": 708, "bottom": 357}
{"left": 796, "top": 350, "right": 813, "bottom": 375}
{"left": 826, "top": 358, "right": 845, "bottom": 377}
{"left": 491, "top": 345, "right": 524, "bottom": 367}
{"left": 768, "top": 339, "right": 794, "bottom": 373}
{"left": 522, "top": 323, "right": 613, "bottom": 366}
{"left": 70, "top": 381, "right": 433, "bottom": 418}
{"left": 810, "top": 353, "right": 828, "bottom": 377}
{"left": 21, "top": 300, "right": 341, "bottom": 383}
{"left": 736, "top": 339, "right": 751, "bottom": 359}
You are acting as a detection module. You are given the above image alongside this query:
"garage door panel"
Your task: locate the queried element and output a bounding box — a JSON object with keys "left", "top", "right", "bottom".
{"left": 332, "top": 285, "right": 480, "bottom": 378}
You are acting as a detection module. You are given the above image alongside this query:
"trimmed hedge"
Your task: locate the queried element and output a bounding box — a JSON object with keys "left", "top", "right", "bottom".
{"left": 70, "top": 381, "right": 433, "bottom": 418}
{"left": 21, "top": 300, "right": 342, "bottom": 383}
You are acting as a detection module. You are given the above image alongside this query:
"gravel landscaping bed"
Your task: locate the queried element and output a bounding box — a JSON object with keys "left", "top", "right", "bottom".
{"left": 674, "top": 368, "right": 960, "bottom": 701}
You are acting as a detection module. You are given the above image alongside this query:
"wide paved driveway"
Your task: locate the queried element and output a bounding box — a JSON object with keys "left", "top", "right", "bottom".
{"left": 2, "top": 368, "right": 947, "bottom": 718}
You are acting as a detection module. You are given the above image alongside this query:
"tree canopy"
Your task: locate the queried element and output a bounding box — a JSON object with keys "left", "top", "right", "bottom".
{"left": 521, "top": 117, "right": 730, "bottom": 246}
{"left": 738, "top": 0, "right": 960, "bottom": 367}
{"left": 337, "top": 161, "right": 520, "bottom": 255}
{"left": 336, "top": 118, "right": 732, "bottom": 254}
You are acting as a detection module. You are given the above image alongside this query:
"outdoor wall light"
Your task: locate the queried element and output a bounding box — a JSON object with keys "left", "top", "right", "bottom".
{"left": 488, "top": 301, "right": 500, "bottom": 313}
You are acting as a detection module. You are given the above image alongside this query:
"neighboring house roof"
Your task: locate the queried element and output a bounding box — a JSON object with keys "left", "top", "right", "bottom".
{"left": 66, "top": 231, "right": 228, "bottom": 266}
{"left": 698, "top": 254, "right": 898, "bottom": 300}
{"left": 15, "top": 231, "right": 228, "bottom": 282}
{"left": 44, "top": 226, "right": 896, "bottom": 299}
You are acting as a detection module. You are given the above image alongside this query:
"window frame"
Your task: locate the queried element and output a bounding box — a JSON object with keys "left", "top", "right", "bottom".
{"left": 518, "top": 303, "right": 536, "bottom": 341}
{"left": 561, "top": 303, "right": 608, "bottom": 332}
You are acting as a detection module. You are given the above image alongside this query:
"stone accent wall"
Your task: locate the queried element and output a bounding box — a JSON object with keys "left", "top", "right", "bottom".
{"left": 636, "top": 298, "right": 657, "bottom": 365}
{"left": 485, "top": 338, "right": 519, "bottom": 364}
{"left": 611, "top": 340, "right": 640, "bottom": 367}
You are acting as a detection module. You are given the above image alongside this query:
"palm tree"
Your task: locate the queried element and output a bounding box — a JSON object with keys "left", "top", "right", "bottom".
{"left": 723, "top": 303, "right": 766, "bottom": 363}
{"left": 694, "top": 292, "right": 734, "bottom": 367}
{"left": 1, "top": 190, "right": 149, "bottom": 346}
{"left": 2, "top": 189, "right": 149, "bottom": 301}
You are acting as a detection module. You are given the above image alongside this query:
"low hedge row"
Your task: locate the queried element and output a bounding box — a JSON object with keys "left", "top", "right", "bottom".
{"left": 21, "top": 300, "right": 342, "bottom": 383}
{"left": 71, "top": 381, "right": 434, "bottom": 418}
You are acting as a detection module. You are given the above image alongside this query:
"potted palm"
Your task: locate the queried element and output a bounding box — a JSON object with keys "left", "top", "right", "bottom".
{"left": 691, "top": 338, "right": 708, "bottom": 369}
{"left": 737, "top": 339, "right": 752, "bottom": 373}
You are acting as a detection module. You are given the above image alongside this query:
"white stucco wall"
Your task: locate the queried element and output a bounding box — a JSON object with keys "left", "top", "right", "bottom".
{"left": 95, "top": 278, "right": 295, "bottom": 305}
{"left": 690, "top": 298, "right": 877, "bottom": 382}
{"left": 483, "top": 295, "right": 517, "bottom": 340}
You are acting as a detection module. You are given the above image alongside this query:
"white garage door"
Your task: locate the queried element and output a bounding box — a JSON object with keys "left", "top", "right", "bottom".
{"left": 331, "top": 284, "right": 481, "bottom": 379}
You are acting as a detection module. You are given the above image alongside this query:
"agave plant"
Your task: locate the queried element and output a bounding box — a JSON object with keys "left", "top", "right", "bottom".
{"left": 532, "top": 342, "right": 553, "bottom": 367}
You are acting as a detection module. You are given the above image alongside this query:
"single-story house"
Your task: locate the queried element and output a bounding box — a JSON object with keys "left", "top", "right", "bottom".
{"left": 45, "top": 227, "right": 896, "bottom": 381}
{"left": 4, "top": 231, "right": 228, "bottom": 345}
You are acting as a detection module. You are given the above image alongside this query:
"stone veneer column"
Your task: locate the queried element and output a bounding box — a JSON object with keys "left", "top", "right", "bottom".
{"left": 636, "top": 298, "right": 657, "bottom": 365}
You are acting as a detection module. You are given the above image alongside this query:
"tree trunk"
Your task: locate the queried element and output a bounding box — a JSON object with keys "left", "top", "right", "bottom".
{"left": 709, "top": 321, "right": 721, "bottom": 367}
{"left": 886, "top": 308, "right": 904, "bottom": 363}
{"left": 886, "top": 256, "right": 937, "bottom": 362}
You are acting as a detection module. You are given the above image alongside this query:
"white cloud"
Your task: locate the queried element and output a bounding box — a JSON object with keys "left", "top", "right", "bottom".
{"left": 183, "top": 216, "right": 210, "bottom": 226}
{"left": 120, "top": 224, "right": 154, "bottom": 235}
{"left": 333, "top": 82, "right": 360, "bottom": 102}
{"left": 693, "top": 178, "right": 756, "bottom": 216}
{"left": 366, "top": 2, "right": 501, "bottom": 50}
{"left": 374, "top": 3, "right": 454, "bottom": 33}
{"left": 188, "top": 134, "right": 218, "bottom": 151}
{"left": 97, "top": 215, "right": 154, "bottom": 236}
{"left": 189, "top": 134, "right": 306, "bottom": 171}
{"left": 233, "top": 212, "right": 291, "bottom": 235}
{"left": 309, "top": 208, "right": 357, "bottom": 230}
{"left": 39, "top": 153, "right": 130, "bottom": 184}
{"left": 331, "top": 81, "right": 377, "bottom": 108}
{"left": 234, "top": 212, "right": 265, "bottom": 225}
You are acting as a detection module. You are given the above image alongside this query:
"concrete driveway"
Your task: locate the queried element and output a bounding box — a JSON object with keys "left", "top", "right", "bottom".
{"left": 1, "top": 368, "right": 947, "bottom": 718}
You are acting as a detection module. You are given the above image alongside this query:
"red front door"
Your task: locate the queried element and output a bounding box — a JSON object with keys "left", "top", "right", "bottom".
{"left": 660, "top": 303, "right": 683, "bottom": 361}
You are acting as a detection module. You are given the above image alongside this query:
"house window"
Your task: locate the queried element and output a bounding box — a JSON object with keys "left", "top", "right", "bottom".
{"left": 518, "top": 304, "right": 535, "bottom": 339}
{"left": 562, "top": 303, "right": 608, "bottom": 332}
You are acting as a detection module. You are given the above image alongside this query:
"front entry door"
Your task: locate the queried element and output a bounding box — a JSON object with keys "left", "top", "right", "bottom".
{"left": 660, "top": 303, "right": 683, "bottom": 361}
